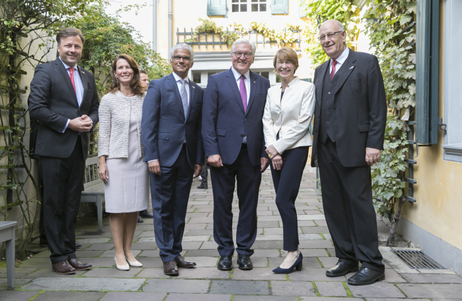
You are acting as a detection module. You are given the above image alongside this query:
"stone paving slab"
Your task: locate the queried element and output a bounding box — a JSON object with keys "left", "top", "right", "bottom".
{"left": 100, "top": 292, "right": 166, "bottom": 301}
{"left": 397, "top": 283, "right": 462, "bottom": 299}
{"left": 209, "top": 280, "right": 270, "bottom": 295}
{"left": 315, "top": 281, "right": 348, "bottom": 297}
{"left": 0, "top": 290, "right": 40, "bottom": 301}
{"left": 400, "top": 273, "right": 462, "bottom": 283}
{"left": 32, "top": 291, "right": 105, "bottom": 301}
{"left": 165, "top": 293, "right": 231, "bottom": 301}
{"left": 270, "top": 280, "right": 317, "bottom": 296}
{"left": 347, "top": 282, "right": 406, "bottom": 298}
{"left": 234, "top": 296, "right": 298, "bottom": 301}
{"left": 142, "top": 279, "right": 210, "bottom": 293}
{"left": 21, "top": 277, "right": 145, "bottom": 291}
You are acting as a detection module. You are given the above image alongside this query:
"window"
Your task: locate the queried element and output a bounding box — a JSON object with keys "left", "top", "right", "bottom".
{"left": 232, "top": 0, "right": 266, "bottom": 12}
{"left": 251, "top": 0, "right": 267, "bottom": 12}
{"left": 258, "top": 71, "right": 269, "bottom": 79}
{"left": 192, "top": 71, "right": 201, "bottom": 84}
{"left": 207, "top": 0, "right": 228, "bottom": 16}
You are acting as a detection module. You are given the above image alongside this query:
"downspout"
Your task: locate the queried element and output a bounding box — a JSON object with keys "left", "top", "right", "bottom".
{"left": 168, "top": 0, "right": 173, "bottom": 55}
{"left": 152, "top": 0, "right": 157, "bottom": 51}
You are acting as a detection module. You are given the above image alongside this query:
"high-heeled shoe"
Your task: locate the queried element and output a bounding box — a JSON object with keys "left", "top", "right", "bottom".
{"left": 126, "top": 257, "right": 143, "bottom": 267}
{"left": 114, "top": 256, "right": 129, "bottom": 271}
{"left": 272, "top": 253, "right": 303, "bottom": 274}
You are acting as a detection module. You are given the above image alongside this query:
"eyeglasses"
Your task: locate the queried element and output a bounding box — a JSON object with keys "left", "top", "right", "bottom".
{"left": 232, "top": 52, "right": 253, "bottom": 59}
{"left": 318, "top": 30, "right": 343, "bottom": 41}
{"left": 172, "top": 55, "right": 191, "bottom": 61}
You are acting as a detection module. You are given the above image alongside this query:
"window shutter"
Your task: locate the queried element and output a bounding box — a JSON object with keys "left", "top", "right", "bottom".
{"left": 271, "top": 0, "right": 288, "bottom": 15}
{"left": 415, "top": 0, "right": 439, "bottom": 145}
{"left": 207, "top": 0, "right": 227, "bottom": 16}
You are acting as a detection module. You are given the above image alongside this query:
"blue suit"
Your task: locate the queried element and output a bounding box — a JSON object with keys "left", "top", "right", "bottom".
{"left": 142, "top": 73, "right": 204, "bottom": 262}
{"left": 202, "top": 68, "right": 269, "bottom": 256}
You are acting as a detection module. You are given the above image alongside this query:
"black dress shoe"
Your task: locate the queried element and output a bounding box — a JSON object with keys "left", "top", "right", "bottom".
{"left": 139, "top": 210, "right": 153, "bottom": 218}
{"left": 75, "top": 243, "right": 81, "bottom": 249}
{"left": 217, "top": 256, "right": 232, "bottom": 271}
{"left": 68, "top": 258, "right": 92, "bottom": 271}
{"left": 197, "top": 183, "right": 208, "bottom": 189}
{"left": 137, "top": 216, "right": 144, "bottom": 223}
{"left": 175, "top": 255, "right": 196, "bottom": 268}
{"left": 348, "top": 267, "right": 385, "bottom": 285}
{"left": 326, "top": 261, "right": 359, "bottom": 277}
{"left": 52, "top": 260, "right": 76, "bottom": 275}
{"left": 237, "top": 254, "right": 253, "bottom": 270}
{"left": 163, "top": 260, "right": 179, "bottom": 276}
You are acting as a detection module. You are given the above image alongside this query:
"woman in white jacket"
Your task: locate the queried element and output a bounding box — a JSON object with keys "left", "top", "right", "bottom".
{"left": 98, "top": 54, "right": 149, "bottom": 271}
{"left": 263, "top": 47, "right": 315, "bottom": 274}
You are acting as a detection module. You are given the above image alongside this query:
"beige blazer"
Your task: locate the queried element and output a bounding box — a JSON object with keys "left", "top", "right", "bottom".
{"left": 262, "top": 77, "right": 316, "bottom": 154}
{"left": 98, "top": 91, "right": 144, "bottom": 159}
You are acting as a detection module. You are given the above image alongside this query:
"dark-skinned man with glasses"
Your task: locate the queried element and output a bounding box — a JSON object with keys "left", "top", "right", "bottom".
{"left": 311, "top": 20, "right": 387, "bottom": 285}
{"left": 142, "top": 43, "right": 204, "bottom": 276}
{"left": 202, "top": 39, "right": 270, "bottom": 271}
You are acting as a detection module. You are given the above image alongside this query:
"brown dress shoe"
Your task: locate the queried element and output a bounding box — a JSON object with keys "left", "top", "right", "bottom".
{"left": 163, "top": 260, "right": 179, "bottom": 276}
{"left": 68, "top": 258, "right": 92, "bottom": 271}
{"left": 52, "top": 260, "right": 76, "bottom": 275}
{"left": 175, "top": 255, "right": 196, "bottom": 268}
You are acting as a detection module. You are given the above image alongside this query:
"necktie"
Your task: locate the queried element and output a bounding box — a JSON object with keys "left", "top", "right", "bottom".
{"left": 330, "top": 60, "right": 338, "bottom": 80}
{"left": 239, "top": 75, "right": 247, "bottom": 111}
{"left": 69, "top": 67, "right": 76, "bottom": 93}
{"left": 180, "top": 79, "right": 189, "bottom": 118}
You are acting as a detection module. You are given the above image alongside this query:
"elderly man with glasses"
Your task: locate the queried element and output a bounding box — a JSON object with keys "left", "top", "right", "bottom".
{"left": 202, "top": 39, "right": 270, "bottom": 271}
{"left": 311, "top": 19, "right": 387, "bottom": 285}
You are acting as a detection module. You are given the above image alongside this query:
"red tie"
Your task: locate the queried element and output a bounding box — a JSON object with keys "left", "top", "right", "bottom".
{"left": 69, "top": 68, "right": 76, "bottom": 93}
{"left": 330, "top": 60, "right": 337, "bottom": 80}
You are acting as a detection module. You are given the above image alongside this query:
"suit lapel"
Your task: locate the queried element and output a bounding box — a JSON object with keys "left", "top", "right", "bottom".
{"left": 225, "top": 68, "right": 246, "bottom": 113}
{"left": 77, "top": 65, "right": 87, "bottom": 106}
{"left": 168, "top": 73, "right": 186, "bottom": 120}
{"left": 315, "top": 61, "right": 329, "bottom": 114}
{"left": 186, "top": 82, "right": 196, "bottom": 120}
{"left": 332, "top": 49, "right": 357, "bottom": 95}
{"left": 246, "top": 71, "right": 258, "bottom": 115}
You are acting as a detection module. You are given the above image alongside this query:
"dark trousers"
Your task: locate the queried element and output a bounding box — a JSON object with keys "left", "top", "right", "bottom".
{"left": 270, "top": 146, "right": 308, "bottom": 251}
{"left": 39, "top": 137, "right": 85, "bottom": 264}
{"left": 150, "top": 147, "right": 193, "bottom": 262}
{"left": 199, "top": 161, "right": 208, "bottom": 185}
{"left": 210, "top": 145, "right": 261, "bottom": 257}
{"left": 318, "top": 138, "right": 384, "bottom": 271}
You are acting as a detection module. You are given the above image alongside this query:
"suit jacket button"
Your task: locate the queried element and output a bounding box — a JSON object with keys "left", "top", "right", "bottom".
{"left": 244, "top": 118, "right": 247, "bottom": 121}
{"left": 180, "top": 140, "right": 184, "bottom": 143}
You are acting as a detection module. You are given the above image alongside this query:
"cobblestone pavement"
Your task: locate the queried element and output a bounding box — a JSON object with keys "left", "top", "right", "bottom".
{"left": 1, "top": 167, "right": 462, "bottom": 300}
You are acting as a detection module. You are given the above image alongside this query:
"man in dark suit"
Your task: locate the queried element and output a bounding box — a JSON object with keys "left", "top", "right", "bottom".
{"left": 311, "top": 20, "right": 387, "bottom": 285}
{"left": 142, "top": 43, "right": 204, "bottom": 276}
{"left": 202, "top": 39, "right": 270, "bottom": 271}
{"left": 28, "top": 28, "right": 99, "bottom": 274}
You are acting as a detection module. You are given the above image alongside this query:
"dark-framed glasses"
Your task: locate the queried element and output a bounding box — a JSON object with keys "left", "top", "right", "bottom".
{"left": 172, "top": 55, "right": 191, "bottom": 61}
{"left": 318, "top": 30, "right": 343, "bottom": 41}
{"left": 232, "top": 52, "right": 253, "bottom": 59}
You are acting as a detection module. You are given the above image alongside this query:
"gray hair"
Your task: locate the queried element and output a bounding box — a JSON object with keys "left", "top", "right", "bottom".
{"left": 231, "top": 39, "right": 256, "bottom": 55}
{"left": 170, "top": 43, "right": 194, "bottom": 61}
{"left": 320, "top": 20, "right": 345, "bottom": 32}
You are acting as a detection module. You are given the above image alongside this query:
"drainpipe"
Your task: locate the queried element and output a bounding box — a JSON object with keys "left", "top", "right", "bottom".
{"left": 168, "top": 0, "right": 173, "bottom": 55}
{"left": 152, "top": 0, "right": 157, "bottom": 51}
